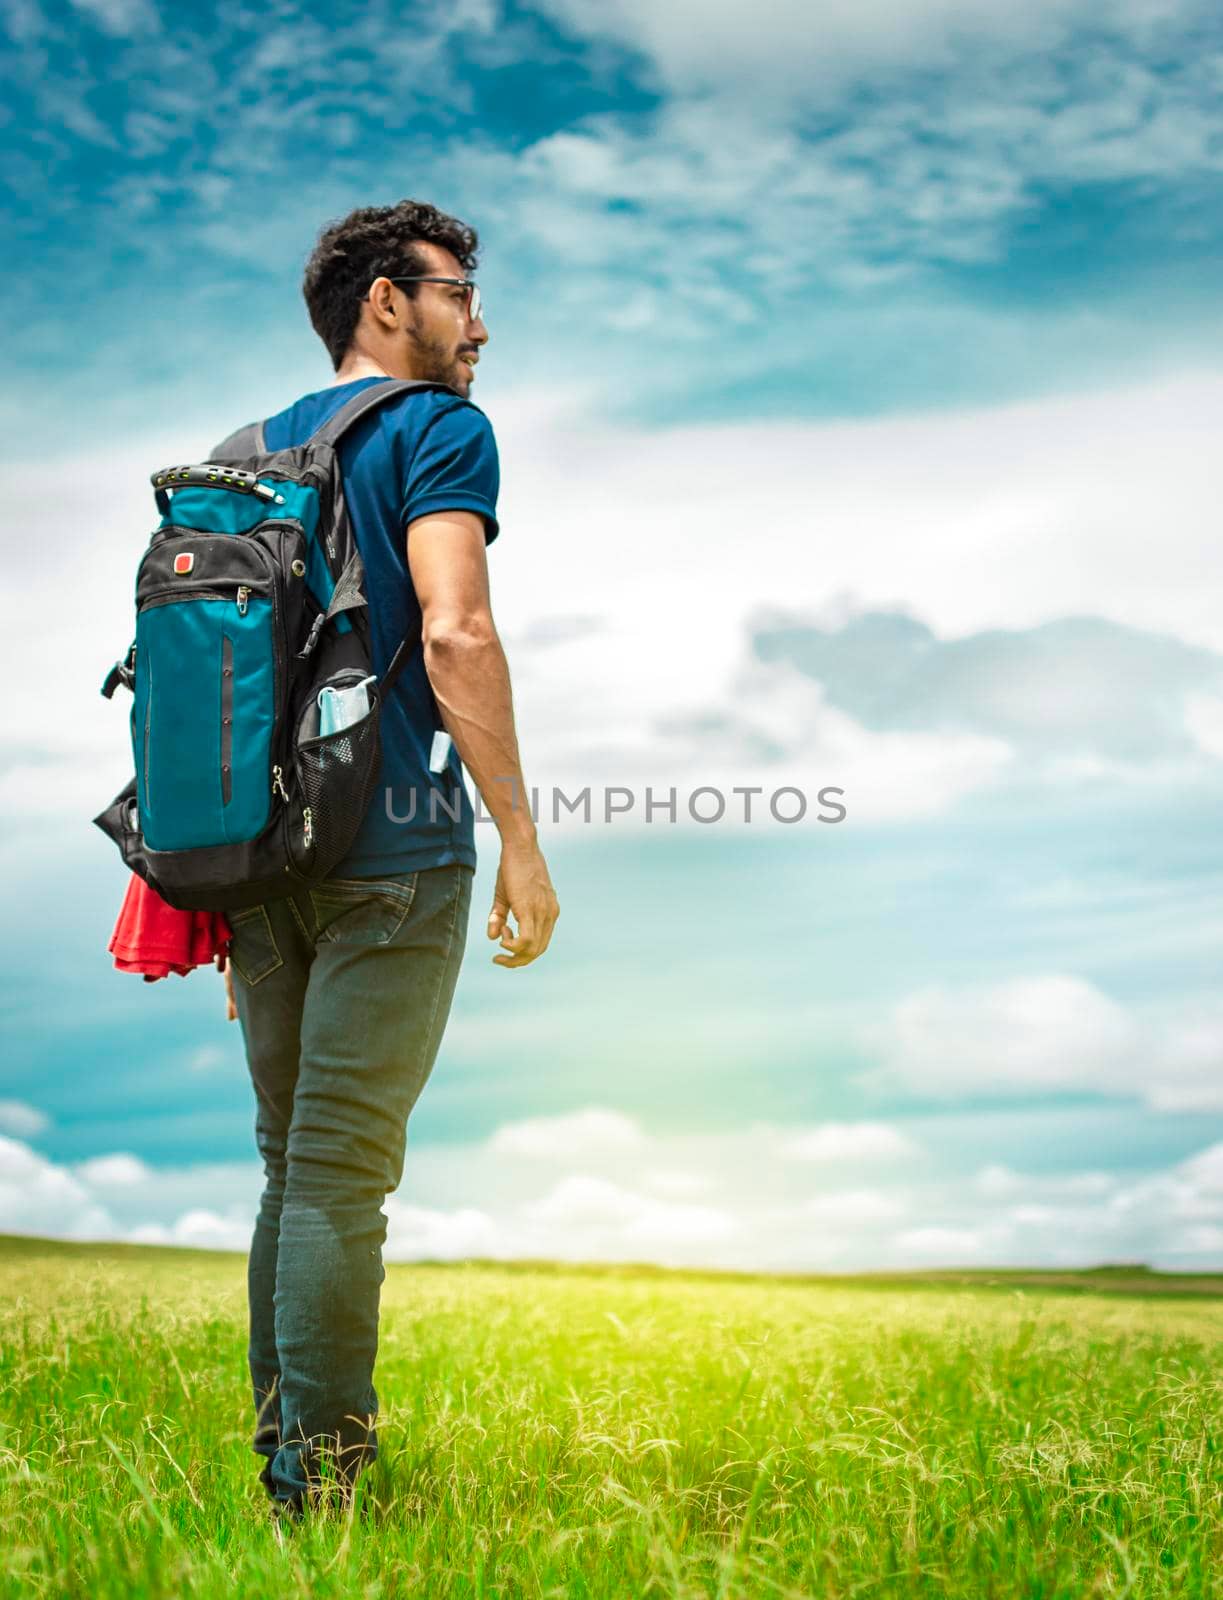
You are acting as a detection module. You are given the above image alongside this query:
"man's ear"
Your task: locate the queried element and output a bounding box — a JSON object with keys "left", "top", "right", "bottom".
{"left": 365, "top": 276, "right": 400, "bottom": 329}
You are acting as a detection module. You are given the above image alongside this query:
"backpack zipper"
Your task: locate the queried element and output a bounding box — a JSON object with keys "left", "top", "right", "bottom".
{"left": 143, "top": 657, "right": 153, "bottom": 813}
{"left": 140, "top": 582, "right": 269, "bottom": 611}
{"left": 220, "top": 635, "right": 234, "bottom": 806}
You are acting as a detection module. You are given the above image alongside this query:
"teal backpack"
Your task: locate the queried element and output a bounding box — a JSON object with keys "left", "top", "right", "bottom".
{"left": 94, "top": 378, "right": 454, "bottom": 911}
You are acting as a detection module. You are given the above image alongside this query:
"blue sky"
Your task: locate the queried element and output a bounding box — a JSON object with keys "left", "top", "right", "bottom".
{"left": 6, "top": 0, "right": 1223, "bottom": 431}
{"left": 3, "top": 0, "right": 1223, "bottom": 1269}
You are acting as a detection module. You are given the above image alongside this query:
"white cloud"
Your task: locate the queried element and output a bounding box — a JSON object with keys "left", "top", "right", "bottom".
{"left": 11, "top": 0, "right": 1216, "bottom": 327}
{"left": 804, "top": 1188, "right": 906, "bottom": 1223}
{"left": 864, "top": 974, "right": 1223, "bottom": 1110}
{"left": 69, "top": 0, "right": 160, "bottom": 36}
{"left": 1, "top": 1115, "right": 1222, "bottom": 1270}
{"left": 487, "top": 1107, "right": 647, "bottom": 1158}
{"left": 781, "top": 1121, "right": 922, "bottom": 1162}
{"left": 976, "top": 1163, "right": 1023, "bottom": 1198}
{"left": 12, "top": 373, "right": 1223, "bottom": 832}
{"left": 129, "top": 1208, "right": 252, "bottom": 1252}
{"left": 0, "top": 1101, "right": 49, "bottom": 1138}
{"left": 522, "top": 1174, "right": 745, "bottom": 1254}
{"left": 28, "top": 1154, "right": 263, "bottom": 1242}
{"left": 1178, "top": 1141, "right": 1223, "bottom": 1193}
{"left": 530, "top": 0, "right": 1205, "bottom": 99}
{"left": 0, "top": 1134, "right": 113, "bottom": 1240}
{"left": 187, "top": 1046, "right": 227, "bottom": 1074}
{"left": 75, "top": 1152, "right": 153, "bottom": 1186}
{"left": 976, "top": 1163, "right": 1118, "bottom": 1200}
{"left": 476, "top": 8, "right": 1223, "bottom": 319}
{"left": 491, "top": 372, "right": 1223, "bottom": 821}
{"left": 893, "top": 1224, "right": 995, "bottom": 1263}
{"left": 11, "top": 0, "right": 1223, "bottom": 476}
{"left": 1152, "top": 1014, "right": 1223, "bottom": 1111}
{"left": 384, "top": 1200, "right": 505, "bottom": 1261}
{"left": 1183, "top": 692, "right": 1223, "bottom": 758}
{"left": 523, "top": 1173, "right": 642, "bottom": 1226}
{"left": 866, "top": 975, "right": 1137, "bottom": 1098}
{"left": 643, "top": 1169, "right": 714, "bottom": 1198}
{"left": 748, "top": 610, "right": 1221, "bottom": 769}
{"left": 634, "top": 658, "right": 1016, "bottom": 825}
{"left": 1177, "top": 1224, "right": 1223, "bottom": 1254}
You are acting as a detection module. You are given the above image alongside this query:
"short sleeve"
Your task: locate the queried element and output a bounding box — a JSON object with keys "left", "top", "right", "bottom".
{"left": 401, "top": 401, "right": 501, "bottom": 545}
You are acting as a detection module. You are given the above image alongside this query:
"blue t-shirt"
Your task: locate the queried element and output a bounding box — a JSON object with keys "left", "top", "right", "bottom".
{"left": 262, "top": 377, "right": 500, "bottom": 877}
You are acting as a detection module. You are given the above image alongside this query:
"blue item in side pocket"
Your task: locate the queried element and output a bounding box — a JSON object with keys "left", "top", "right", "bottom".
{"left": 317, "top": 674, "right": 377, "bottom": 737}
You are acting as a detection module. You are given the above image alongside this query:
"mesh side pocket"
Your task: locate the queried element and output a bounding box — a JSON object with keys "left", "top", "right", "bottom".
{"left": 294, "top": 691, "right": 383, "bottom": 878}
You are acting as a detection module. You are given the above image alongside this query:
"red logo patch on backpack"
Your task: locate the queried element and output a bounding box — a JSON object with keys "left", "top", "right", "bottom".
{"left": 173, "top": 552, "right": 194, "bottom": 574}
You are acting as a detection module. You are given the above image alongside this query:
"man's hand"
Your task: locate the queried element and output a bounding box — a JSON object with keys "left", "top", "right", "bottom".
{"left": 487, "top": 841, "right": 559, "bottom": 968}
{"left": 407, "top": 508, "right": 556, "bottom": 968}
{"left": 216, "top": 952, "right": 238, "bottom": 1021}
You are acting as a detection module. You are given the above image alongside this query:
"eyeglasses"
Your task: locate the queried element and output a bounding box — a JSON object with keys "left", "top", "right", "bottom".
{"left": 375, "top": 275, "right": 483, "bottom": 323}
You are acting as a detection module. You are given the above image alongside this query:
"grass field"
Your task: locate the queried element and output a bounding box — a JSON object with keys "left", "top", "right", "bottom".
{"left": 0, "top": 1236, "right": 1220, "bottom": 1598}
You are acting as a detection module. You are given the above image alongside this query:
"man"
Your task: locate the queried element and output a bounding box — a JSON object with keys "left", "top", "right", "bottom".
{"left": 218, "top": 200, "right": 559, "bottom": 1517}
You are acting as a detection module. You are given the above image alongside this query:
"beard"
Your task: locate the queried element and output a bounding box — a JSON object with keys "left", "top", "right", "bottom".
{"left": 403, "top": 313, "right": 466, "bottom": 387}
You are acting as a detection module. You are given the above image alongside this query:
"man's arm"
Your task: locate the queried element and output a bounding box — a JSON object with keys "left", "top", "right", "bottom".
{"left": 407, "top": 509, "right": 559, "bottom": 967}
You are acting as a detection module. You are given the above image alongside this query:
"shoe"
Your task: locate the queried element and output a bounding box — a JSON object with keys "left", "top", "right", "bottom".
{"left": 269, "top": 1494, "right": 305, "bottom": 1531}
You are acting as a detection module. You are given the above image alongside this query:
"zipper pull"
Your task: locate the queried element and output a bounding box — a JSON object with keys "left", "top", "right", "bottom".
{"left": 272, "top": 764, "right": 289, "bottom": 802}
{"left": 297, "top": 611, "right": 325, "bottom": 659}
{"left": 303, "top": 806, "right": 314, "bottom": 849}
{"left": 236, "top": 585, "right": 250, "bottom": 615}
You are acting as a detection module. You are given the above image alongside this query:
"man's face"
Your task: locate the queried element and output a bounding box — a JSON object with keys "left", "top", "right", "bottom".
{"left": 397, "top": 243, "right": 487, "bottom": 398}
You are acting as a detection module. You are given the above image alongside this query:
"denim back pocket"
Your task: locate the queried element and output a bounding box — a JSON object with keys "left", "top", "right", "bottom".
{"left": 227, "top": 904, "right": 283, "bottom": 985}
{"left": 310, "top": 873, "right": 418, "bottom": 946}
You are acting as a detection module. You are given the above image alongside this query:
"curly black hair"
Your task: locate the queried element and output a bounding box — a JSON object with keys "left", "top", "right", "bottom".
{"left": 302, "top": 200, "right": 480, "bottom": 370}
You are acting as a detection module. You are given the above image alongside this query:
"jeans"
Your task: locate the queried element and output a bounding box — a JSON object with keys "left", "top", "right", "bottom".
{"left": 226, "top": 862, "right": 473, "bottom": 1510}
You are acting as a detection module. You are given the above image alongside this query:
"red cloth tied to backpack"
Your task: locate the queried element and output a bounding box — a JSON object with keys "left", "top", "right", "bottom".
{"left": 109, "top": 873, "right": 231, "bottom": 982}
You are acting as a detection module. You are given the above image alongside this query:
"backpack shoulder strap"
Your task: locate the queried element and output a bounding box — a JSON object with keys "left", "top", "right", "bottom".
{"left": 210, "top": 419, "right": 266, "bottom": 458}
{"left": 310, "top": 378, "right": 458, "bottom": 449}
{"left": 310, "top": 378, "right": 461, "bottom": 698}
